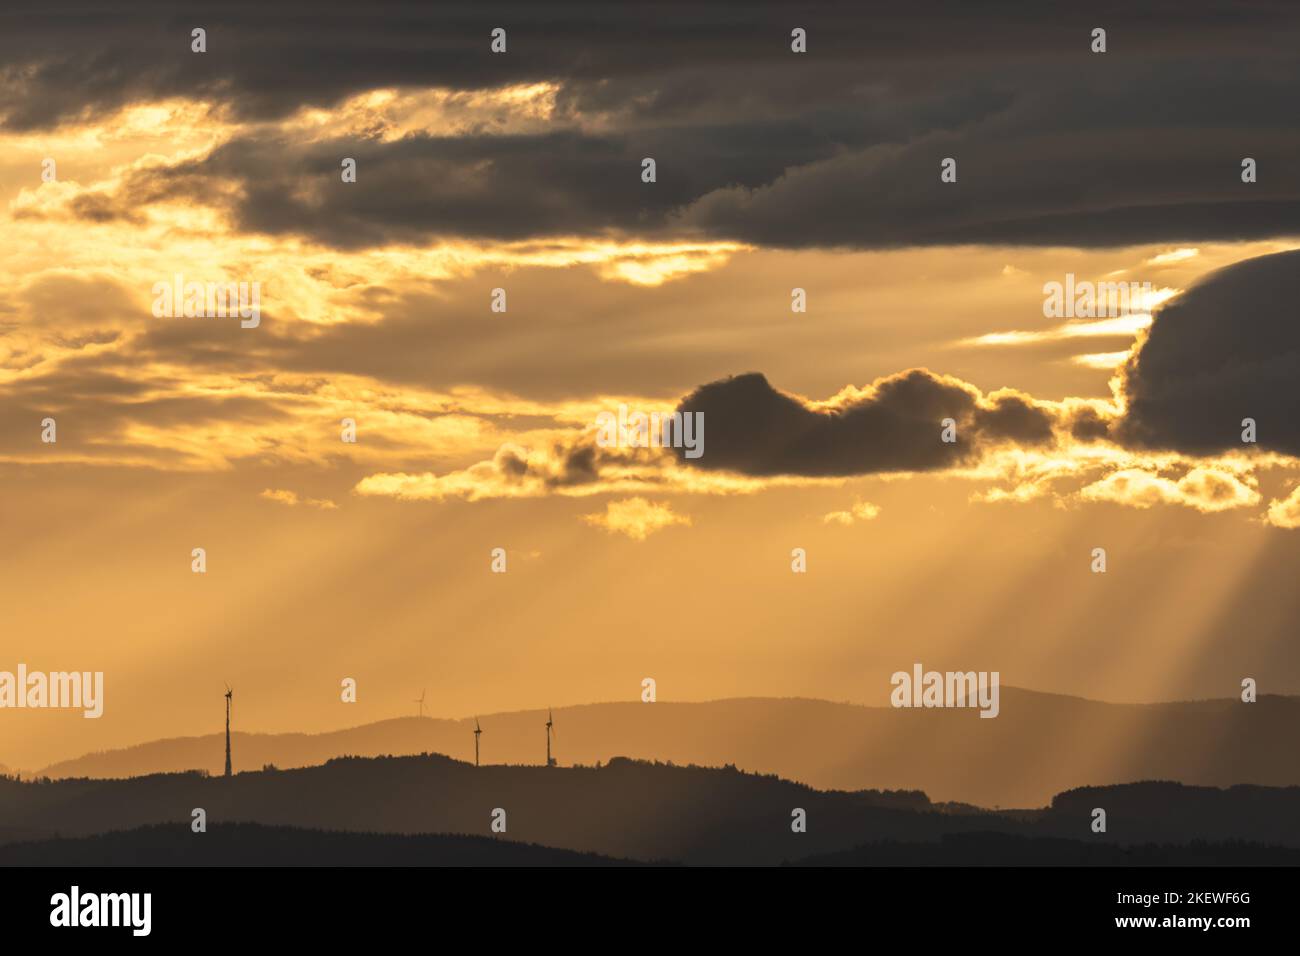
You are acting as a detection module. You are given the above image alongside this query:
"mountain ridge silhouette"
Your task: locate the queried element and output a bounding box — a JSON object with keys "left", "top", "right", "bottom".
{"left": 26, "top": 690, "right": 1300, "bottom": 807}
{"left": 4, "top": 754, "right": 1299, "bottom": 866}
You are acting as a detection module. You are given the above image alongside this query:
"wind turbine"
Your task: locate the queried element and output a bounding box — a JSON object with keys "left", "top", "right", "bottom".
{"left": 223, "top": 684, "right": 233, "bottom": 778}
{"left": 474, "top": 717, "right": 482, "bottom": 767}
{"left": 545, "top": 707, "right": 556, "bottom": 767}
{"left": 414, "top": 689, "right": 426, "bottom": 719}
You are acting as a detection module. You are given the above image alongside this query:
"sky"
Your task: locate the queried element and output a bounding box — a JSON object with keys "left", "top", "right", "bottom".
{"left": 3, "top": 1, "right": 1300, "bottom": 771}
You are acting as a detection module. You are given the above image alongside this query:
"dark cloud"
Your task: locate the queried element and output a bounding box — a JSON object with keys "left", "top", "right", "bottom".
{"left": 10, "top": 2, "right": 1294, "bottom": 131}
{"left": 1065, "top": 406, "right": 1113, "bottom": 443}
{"left": 77, "top": 62, "right": 1300, "bottom": 250}
{"left": 154, "top": 129, "right": 769, "bottom": 246}
{"left": 1119, "top": 249, "right": 1300, "bottom": 456}
{"left": 976, "top": 392, "right": 1056, "bottom": 445}
{"left": 673, "top": 54, "right": 1300, "bottom": 248}
{"left": 90, "top": 79, "right": 1011, "bottom": 245}
{"left": 673, "top": 369, "right": 1055, "bottom": 476}
{"left": 18, "top": 1, "right": 1300, "bottom": 250}
{"left": 678, "top": 125, "right": 1300, "bottom": 250}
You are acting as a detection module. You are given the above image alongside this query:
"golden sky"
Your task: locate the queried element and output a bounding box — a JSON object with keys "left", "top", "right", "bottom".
{"left": 4, "top": 13, "right": 1300, "bottom": 772}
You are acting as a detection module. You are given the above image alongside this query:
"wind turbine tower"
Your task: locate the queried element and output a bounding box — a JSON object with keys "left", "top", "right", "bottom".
{"left": 224, "top": 685, "right": 233, "bottom": 778}
{"left": 474, "top": 717, "right": 482, "bottom": 767}
{"left": 545, "top": 708, "right": 556, "bottom": 767}
{"left": 414, "top": 689, "right": 426, "bottom": 719}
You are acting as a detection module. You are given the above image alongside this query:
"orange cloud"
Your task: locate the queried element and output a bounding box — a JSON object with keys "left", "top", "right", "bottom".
{"left": 822, "top": 501, "right": 881, "bottom": 525}
{"left": 1265, "top": 485, "right": 1300, "bottom": 529}
{"left": 1077, "top": 467, "right": 1260, "bottom": 513}
{"left": 260, "top": 488, "right": 337, "bottom": 510}
{"left": 582, "top": 498, "right": 691, "bottom": 540}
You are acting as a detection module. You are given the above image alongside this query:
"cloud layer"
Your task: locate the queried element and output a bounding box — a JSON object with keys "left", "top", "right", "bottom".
{"left": 9, "top": 2, "right": 1300, "bottom": 250}
{"left": 1120, "top": 249, "right": 1300, "bottom": 456}
{"left": 672, "top": 369, "right": 1055, "bottom": 476}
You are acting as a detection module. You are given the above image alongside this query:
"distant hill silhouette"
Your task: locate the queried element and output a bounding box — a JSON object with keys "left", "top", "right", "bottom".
{"left": 1050, "top": 781, "right": 1300, "bottom": 847}
{"left": 790, "top": 833, "right": 1300, "bottom": 866}
{"left": 4, "top": 754, "right": 1298, "bottom": 865}
{"left": 0, "top": 822, "right": 634, "bottom": 866}
{"left": 6, "top": 821, "right": 1295, "bottom": 868}
{"left": 33, "top": 692, "right": 1300, "bottom": 807}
